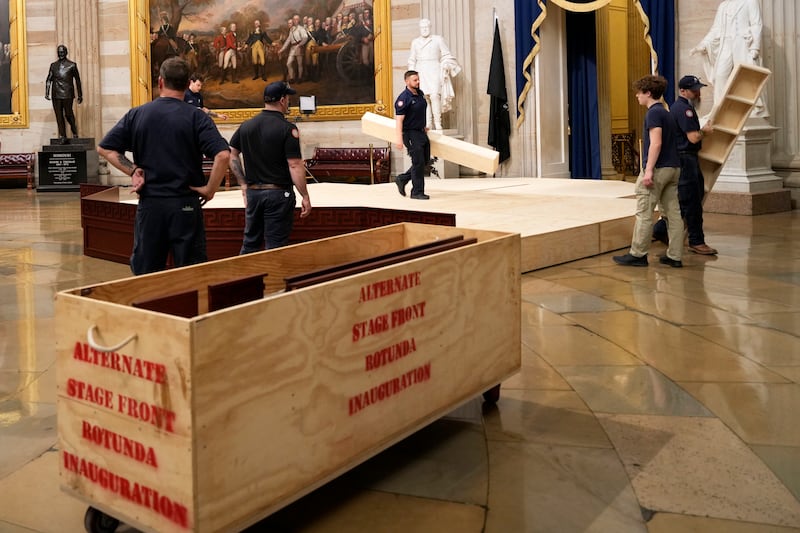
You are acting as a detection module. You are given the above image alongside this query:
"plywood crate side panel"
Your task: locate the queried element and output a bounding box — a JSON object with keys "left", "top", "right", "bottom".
{"left": 55, "top": 295, "right": 196, "bottom": 532}
{"left": 58, "top": 401, "right": 195, "bottom": 533}
{"left": 191, "top": 234, "right": 521, "bottom": 531}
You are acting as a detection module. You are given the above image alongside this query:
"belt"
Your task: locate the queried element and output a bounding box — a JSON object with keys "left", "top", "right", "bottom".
{"left": 678, "top": 151, "right": 699, "bottom": 155}
{"left": 248, "top": 183, "right": 289, "bottom": 190}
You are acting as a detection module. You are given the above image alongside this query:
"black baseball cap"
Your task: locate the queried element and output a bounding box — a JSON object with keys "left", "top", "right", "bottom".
{"left": 264, "top": 81, "right": 297, "bottom": 102}
{"left": 678, "top": 75, "right": 707, "bottom": 91}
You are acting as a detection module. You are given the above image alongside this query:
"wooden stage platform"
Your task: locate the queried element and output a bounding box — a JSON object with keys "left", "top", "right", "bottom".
{"left": 81, "top": 178, "right": 636, "bottom": 273}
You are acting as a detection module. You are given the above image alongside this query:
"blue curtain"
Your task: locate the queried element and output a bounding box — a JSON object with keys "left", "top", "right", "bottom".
{"left": 514, "top": 0, "right": 544, "bottom": 122}
{"left": 638, "top": 0, "right": 676, "bottom": 103}
{"left": 566, "top": 11, "right": 601, "bottom": 179}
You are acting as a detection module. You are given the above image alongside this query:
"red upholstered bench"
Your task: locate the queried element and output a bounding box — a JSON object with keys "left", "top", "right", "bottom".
{"left": 304, "top": 146, "right": 391, "bottom": 184}
{"left": 0, "top": 153, "right": 35, "bottom": 189}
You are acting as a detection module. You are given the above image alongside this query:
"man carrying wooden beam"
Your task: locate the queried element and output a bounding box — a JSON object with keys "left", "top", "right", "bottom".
{"left": 394, "top": 70, "right": 431, "bottom": 200}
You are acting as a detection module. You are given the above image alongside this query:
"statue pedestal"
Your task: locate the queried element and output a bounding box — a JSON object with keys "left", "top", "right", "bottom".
{"left": 37, "top": 138, "right": 98, "bottom": 192}
{"left": 705, "top": 118, "right": 792, "bottom": 214}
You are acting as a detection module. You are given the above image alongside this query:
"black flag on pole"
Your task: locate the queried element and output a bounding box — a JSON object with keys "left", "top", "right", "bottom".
{"left": 488, "top": 19, "right": 511, "bottom": 164}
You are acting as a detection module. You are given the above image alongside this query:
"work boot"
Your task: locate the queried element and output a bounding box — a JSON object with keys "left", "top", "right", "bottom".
{"left": 659, "top": 255, "right": 683, "bottom": 268}
{"left": 613, "top": 253, "right": 648, "bottom": 267}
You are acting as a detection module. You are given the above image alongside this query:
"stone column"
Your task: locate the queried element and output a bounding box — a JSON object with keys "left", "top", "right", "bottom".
{"left": 56, "top": 0, "right": 101, "bottom": 141}
{"left": 761, "top": 0, "right": 800, "bottom": 206}
{"left": 595, "top": 8, "right": 618, "bottom": 180}
{"left": 420, "top": 0, "right": 474, "bottom": 144}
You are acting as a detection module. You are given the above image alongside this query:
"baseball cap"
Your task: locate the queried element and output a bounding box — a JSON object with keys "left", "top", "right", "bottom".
{"left": 678, "top": 75, "right": 707, "bottom": 91}
{"left": 264, "top": 81, "right": 297, "bottom": 102}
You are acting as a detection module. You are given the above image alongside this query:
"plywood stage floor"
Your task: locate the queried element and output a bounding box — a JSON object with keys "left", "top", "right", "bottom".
{"left": 202, "top": 178, "right": 637, "bottom": 272}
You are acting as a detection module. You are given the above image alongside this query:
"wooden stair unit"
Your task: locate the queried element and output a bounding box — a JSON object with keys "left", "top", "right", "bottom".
{"left": 698, "top": 63, "right": 771, "bottom": 194}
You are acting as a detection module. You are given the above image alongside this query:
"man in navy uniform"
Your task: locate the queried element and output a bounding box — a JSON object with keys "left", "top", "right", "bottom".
{"left": 653, "top": 75, "right": 716, "bottom": 255}
{"left": 394, "top": 70, "right": 431, "bottom": 200}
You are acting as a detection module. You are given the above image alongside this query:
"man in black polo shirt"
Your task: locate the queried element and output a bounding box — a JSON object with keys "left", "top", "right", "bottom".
{"left": 653, "top": 75, "right": 717, "bottom": 255}
{"left": 184, "top": 74, "right": 229, "bottom": 120}
{"left": 229, "top": 81, "right": 312, "bottom": 252}
{"left": 394, "top": 70, "right": 431, "bottom": 200}
{"left": 98, "top": 57, "right": 231, "bottom": 275}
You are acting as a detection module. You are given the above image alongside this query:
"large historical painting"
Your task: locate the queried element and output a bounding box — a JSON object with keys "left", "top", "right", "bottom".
{"left": 134, "top": 0, "right": 391, "bottom": 122}
{"left": 0, "top": 0, "right": 29, "bottom": 128}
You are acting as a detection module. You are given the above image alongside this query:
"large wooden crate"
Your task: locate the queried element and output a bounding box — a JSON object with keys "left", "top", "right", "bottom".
{"left": 56, "top": 223, "right": 521, "bottom": 533}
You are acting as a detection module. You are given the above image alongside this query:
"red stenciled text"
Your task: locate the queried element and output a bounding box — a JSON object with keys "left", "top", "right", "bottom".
{"left": 352, "top": 301, "right": 426, "bottom": 342}
{"left": 73, "top": 341, "right": 167, "bottom": 384}
{"left": 66, "top": 378, "right": 114, "bottom": 409}
{"left": 358, "top": 271, "right": 422, "bottom": 303}
{"left": 118, "top": 393, "right": 177, "bottom": 433}
{"left": 365, "top": 338, "right": 417, "bottom": 371}
{"left": 62, "top": 451, "right": 189, "bottom": 529}
{"left": 81, "top": 420, "right": 158, "bottom": 468}
{"left": 65, "top": 378, "right": 177, "bottom": 433}
{"left": 349, "top": 362, "right": 431, "bottom": 415}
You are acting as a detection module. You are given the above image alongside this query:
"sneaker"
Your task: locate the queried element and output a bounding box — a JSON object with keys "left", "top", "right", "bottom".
{"left": 394, "top": 176, "right": 407, "bottom": 197}
{"left": 613, "top": 253, "right": 648, "bottom": 266}
{"left": 688, "top": 243, "right": 717, "bottom": 255}
{"left": 659, "top": 255, "right": 683, "bottom": 268}
{"left": 410, "top": 193, "right": 430, "bottom": 200}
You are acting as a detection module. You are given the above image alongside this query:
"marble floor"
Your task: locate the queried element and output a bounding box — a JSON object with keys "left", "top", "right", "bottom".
{"left": 1, "top": 188, "right": 799, "bottom": 533}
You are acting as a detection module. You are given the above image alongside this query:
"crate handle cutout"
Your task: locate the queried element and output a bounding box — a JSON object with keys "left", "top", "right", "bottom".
{"left": 87, "top": 325, "right": 138, "bottom": 353}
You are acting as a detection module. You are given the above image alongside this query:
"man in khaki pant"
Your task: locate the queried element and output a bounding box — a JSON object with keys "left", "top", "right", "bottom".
{"left": 614, "top": 75, "right": 684, "bottom": 268}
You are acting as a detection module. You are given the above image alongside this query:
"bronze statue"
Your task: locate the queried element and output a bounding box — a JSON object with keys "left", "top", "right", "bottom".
{"left": 45, "top": 45, "right": 83, "bottom": 144}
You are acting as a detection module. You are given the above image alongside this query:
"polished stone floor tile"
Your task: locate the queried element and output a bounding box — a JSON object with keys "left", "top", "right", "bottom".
{"left": 607, "top": 288, "right": 749, "bottom": 326}
{"left": 502, "top": 345, "right": 573, "bottom": 391}
{"left": 483, "top": 389, "right": 612, "bottom": 448}
{"left": 647, "top": 512, "right": 800, "bottom": 532}
{"left": 523, "top": 290, "right": 625, "bottom": 314}
{"left": 520, "top": 300, "right": 574, "bottom": 329}
{"left": 568, "top": 310, "right": 788, "bottom": 383}
{"left": 749, "top": 311, "right": 800, "bottom": 337}
{"left": 0, "top": 400, "right": 56, "bottom": 479}
{"left": 679, "top": 382, "right": 800, "bottom": 446}
{"left": 685, "top": 324, "right": 800, "bottom": 366}
{"left": 558, "top": 366, "right": 712, "bottom": 416}
{"left": 525, "top": 324, "right": 642, "bottom": 367}
{"left": 258, "top": 487, "right": 486, "bottom": 533}
{"left": 752, "top": 444, "right": 800, "bottom": 502}
{"left": 1, "top": 191, "right": 799, "bottom": 533}
{"left": 600, "top": 414, "right": 800, "bottom": 527}
{"left": 0, "top": 450, "right": 86, "bottom": 532}
{"left": 485, "top": 440, "right": 646, "bottom": 533}
{"left": 334, "top": 417, "right": 488, "bottom": 506}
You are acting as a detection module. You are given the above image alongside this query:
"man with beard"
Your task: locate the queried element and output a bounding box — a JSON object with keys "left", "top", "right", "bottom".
{"left": 652, "top": 75, "right": 717, "bottom": 255}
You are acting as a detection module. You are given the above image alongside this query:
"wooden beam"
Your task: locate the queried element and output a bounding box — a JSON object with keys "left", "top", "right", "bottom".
{"left": 361, "top": 112, "right": 500, "bottom": 175}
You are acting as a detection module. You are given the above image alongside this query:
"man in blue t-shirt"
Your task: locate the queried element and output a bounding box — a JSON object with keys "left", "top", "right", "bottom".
{"left": 98, "top": 57, "right": 231, "bottom": 275}
{"left": 614, "top": 75, "right": 684, "bottom": 268}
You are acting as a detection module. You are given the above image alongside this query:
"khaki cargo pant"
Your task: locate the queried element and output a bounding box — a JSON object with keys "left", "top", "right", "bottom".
{"left": 629, "top": 166, "right": 684, "bottom": 261}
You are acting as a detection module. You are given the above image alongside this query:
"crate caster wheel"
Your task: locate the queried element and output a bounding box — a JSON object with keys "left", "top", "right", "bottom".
{"left": 482, "top": 384, "right": 501, "bottom": 404}
{"left": 84, "top": 506, "right": 120, "bottom": 533}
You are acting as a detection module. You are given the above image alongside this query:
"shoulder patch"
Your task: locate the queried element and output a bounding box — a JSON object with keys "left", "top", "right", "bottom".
{"left": 291, "top": 128, "right": 300, "bottom": 139}
{"left": 397, "top": 100, "right": 404, "bottom": 107}
{"left": 685, "top": 109, "right": 694, "bottom": 118}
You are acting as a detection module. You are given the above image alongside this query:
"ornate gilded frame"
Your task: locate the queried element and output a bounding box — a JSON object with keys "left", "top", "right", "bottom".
{"left": 128, "top": 0, "right": 392, "bottom": 123}
{"left": 0, "top": 0, "right": 29, "bottom": 128}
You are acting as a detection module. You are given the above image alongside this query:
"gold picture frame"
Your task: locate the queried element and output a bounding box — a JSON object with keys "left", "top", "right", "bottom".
{"left": 0, "top": 0, "right": 29, "bottom": 128}
{"left": 128, "top": 0, "right": 392, "bottom": 124}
